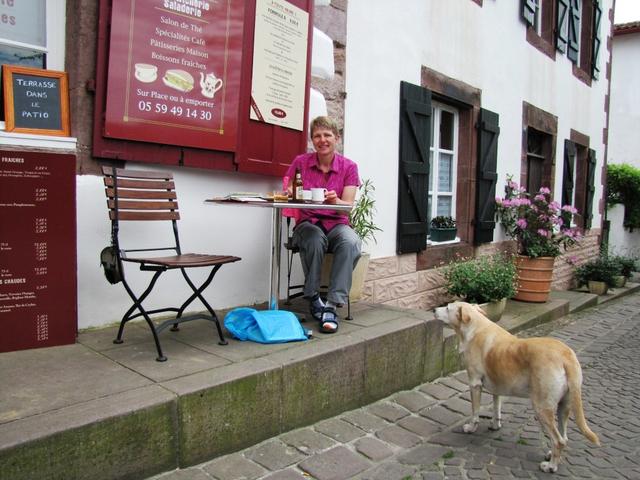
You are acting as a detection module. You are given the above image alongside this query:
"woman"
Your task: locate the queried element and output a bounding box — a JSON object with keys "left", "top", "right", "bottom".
{"left": 286, "top": 116, "right": 361, "bottom": 333}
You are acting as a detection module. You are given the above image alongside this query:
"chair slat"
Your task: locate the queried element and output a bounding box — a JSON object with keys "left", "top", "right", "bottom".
{"left": 104, "top": 177, "right": 175, "bottom": 190}
{"left": 102, "top": 166, "right": 174, "bottom": 180}
{"left": 105, "top": 188, "right": 177, "bottom": 200}
{"left": 107, "top": 200, "right": 179, "bottom": 210}
{"left": 109, "top": 211, "right": 181, "bottom": 221}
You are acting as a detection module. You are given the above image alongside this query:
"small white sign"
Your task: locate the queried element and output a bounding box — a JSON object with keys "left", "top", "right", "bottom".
{"left": 250, "top": 0, "right": 309, "bottom": 131}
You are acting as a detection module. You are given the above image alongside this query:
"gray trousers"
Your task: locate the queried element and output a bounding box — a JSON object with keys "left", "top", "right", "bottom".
{"left": 292, "top": 222, "right": 362, "bottom": 305}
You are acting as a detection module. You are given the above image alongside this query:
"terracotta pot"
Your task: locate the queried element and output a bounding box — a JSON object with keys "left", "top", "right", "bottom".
{"left": 478, "top": 298, "right": 507, "bottom": 322}
{"left": 588, "top": 280, "right": 608, "bottom": 295}
{"left": 513, "top": 255, "right": 555, "bottom": 303}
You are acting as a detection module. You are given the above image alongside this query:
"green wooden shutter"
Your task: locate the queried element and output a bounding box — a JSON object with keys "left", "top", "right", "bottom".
{"left": 562, "top": 140, "right": 576, "bottom": 227}
{"left": 567, "top": 0, "right": 581, "bottom": 63}
{"left": 556, "top": 0, "right": 570, "bottom": 53}
{"left": 522, "top": 0, "right": 537, "bottom": 27}
{"left": 475, "top": 109, "right": 500, "bottom": 245}
{"left": 584, "top": 148, "right": 596, "bottom": 230}
{"left": 592, "top": 0, "right": 602, "bottom": 79}
{"left": 397, "top": 81, "right": 431, "bottom": 254}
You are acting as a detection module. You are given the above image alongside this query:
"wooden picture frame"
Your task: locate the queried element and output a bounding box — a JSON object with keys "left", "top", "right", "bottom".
{"left": 2, "top": 65, "right": 71, "bottom": 137}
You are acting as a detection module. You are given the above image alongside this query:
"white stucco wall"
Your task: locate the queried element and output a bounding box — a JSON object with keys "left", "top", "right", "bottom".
{"left": 607, "top": 28, "right": 640, "bottom": 254}
{"left": 77, "top": 165, "right": 286, "bottom": 329}
{"left": 344, "top": 0, "right": 611, "bottom": 258}
{"left": 609, "top": 30, "right": 640, "bottom": 167}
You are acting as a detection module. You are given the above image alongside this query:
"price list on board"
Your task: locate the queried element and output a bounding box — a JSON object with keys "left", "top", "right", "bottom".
{"left": 0, "top": 151, "right": 76, "bottom": 352}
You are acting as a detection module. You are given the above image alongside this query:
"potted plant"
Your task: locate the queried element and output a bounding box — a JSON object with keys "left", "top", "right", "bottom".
{"left": 496, "top": 177, "right": 582, "bottom": 302}
{"left": 321, "top": 179, "right": 382, "bottom": 301}
{"left": 430, "top": 215, "right": 457, "bottom": 242}
{"left": 574, "top": 255, "right": 620, "bottom": 295}
{"left": 442, "top": 253, "right": 517, "bottom": 321}
{"left": 609, "top": 254, "right": 638, "bottom": 287}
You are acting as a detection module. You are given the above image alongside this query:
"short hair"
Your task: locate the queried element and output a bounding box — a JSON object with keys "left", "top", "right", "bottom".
{"left": 309, "top": 116, "right": 340, "bottom": 138}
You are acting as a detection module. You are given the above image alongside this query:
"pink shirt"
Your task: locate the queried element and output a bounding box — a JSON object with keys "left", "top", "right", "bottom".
{"left": 286, "top": 152, "right": 360, "bottom": 232}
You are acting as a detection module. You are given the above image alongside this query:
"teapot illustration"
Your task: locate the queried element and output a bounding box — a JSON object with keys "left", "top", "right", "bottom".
{"left": 200, "top": 72, "right": 223, "bottom": 99}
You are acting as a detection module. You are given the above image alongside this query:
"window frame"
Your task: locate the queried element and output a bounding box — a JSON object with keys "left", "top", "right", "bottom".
{"left": 0, "top": 0, "right": 72, "bottom": 147}
{"left": 525, "top": 0, "right": 556, "bottom": 59}
{"left": 428, "top": 101, "right": 459, "bottom": 238}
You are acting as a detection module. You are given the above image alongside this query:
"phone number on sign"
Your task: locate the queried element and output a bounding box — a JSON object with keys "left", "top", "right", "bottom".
{"left": 137, "top": 101, "right": 212, "bottom": 120}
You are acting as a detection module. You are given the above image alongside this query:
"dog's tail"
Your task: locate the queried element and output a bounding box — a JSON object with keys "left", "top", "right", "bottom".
{"left": 566, "top": 357, "right": 601, "bottom": 446}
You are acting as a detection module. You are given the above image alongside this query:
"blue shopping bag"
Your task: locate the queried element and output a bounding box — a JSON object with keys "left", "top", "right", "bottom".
{"left": 224, "top": 308, "right": 308, "bottom": 343}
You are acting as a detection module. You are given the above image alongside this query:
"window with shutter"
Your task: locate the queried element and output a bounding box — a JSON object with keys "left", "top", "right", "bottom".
{"left": 521, "top": 102, "right": 557, "bottom": 197}
{"left": 591, "top": 0, "right": 602, "bottom": 79}
{"left": 475, "top": 109, "right": 499, "bottom": 245}
{"left": 584, "top": 148, "right": 596, "bottom": 230}
{"left": 522, "top": 0, "right": 538, "bottom": 27}
{"left": 556, "top": 0, "right": 570, "bottom": 53}
{"left": 525, "top": 0, "right": 555, "bottom": 58}
{"left": 397, "top": 81, "right": 431, "bottom": 254}
{"left": 567, "top": 0, "right": 581, "bottom": 63}
{"left": 562, "top": 140, "right": 576, "bottom": 227}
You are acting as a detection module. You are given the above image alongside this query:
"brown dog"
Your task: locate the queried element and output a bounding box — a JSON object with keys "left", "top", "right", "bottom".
{"left": 433, "top": 301, "right": 600, "bottom": 473}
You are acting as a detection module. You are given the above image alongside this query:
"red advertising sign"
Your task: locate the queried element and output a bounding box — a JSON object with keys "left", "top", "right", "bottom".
{"left": 104, "top": 0, "right": 244, "bottom": 152}
{"left": 0, "top": 151, "right": 77, "bottom": 353}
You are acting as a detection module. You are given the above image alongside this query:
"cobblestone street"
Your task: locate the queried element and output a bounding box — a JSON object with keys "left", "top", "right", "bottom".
{"left": 151, "top": 292, "right": 640, "bottom": 480}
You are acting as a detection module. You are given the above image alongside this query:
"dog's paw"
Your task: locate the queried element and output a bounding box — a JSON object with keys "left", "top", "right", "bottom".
{"left": 488, "top": 423, "right": 502, "bottom": 431}
{"left": 539, "top": 461, "right": 558, "bottom": 473}
{"left": 462, "top": 422, "right": 478, "bottom": 433}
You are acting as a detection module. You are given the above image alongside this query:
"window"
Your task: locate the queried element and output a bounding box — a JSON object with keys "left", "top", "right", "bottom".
{"left": 0, "top": 0, "right": 66, "bottom": 123}
{"left": 526, "top": 128, "right": 552, "bottom": 194}
{"left": 557, "top": 0, "right": 602, "bottom": 82}
{"left": 428, "top": 102, "right": 458, "bottom": 230}
{"left": 524, "top": 0, "right": 556, "bottom": 58}
{"left": 521, "top": 102, "right": 557, "bottom": 197}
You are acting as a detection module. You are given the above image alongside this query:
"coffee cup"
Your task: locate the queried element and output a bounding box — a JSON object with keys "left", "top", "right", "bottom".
{"left": 311, "top": 188, "right": 326, "bottom": 203}
{"left": 302, "top": 190, "right": 312, "bottom": 201}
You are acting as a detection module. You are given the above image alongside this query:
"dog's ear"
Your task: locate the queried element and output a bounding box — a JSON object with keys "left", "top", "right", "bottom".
{"left": 459, "top": 304, "right": 473, "bottom": 325}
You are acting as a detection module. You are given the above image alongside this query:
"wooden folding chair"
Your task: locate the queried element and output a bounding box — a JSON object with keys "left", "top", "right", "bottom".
{"left": 102, "top": 166, "right": 241, "bottom": 361}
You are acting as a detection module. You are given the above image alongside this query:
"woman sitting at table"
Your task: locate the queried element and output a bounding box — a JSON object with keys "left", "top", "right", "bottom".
{"left": 286, "top": 116, "right": 361, "bottom": 334}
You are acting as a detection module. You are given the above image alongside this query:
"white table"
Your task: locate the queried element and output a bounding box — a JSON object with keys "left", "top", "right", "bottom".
{"left": 206, "top": 199, "right": 352, "bottom": 310}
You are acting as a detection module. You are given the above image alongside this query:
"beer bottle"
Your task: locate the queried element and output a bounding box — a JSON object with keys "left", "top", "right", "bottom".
{"left": 293, "top": 168, "right": 303, "bottom": 201}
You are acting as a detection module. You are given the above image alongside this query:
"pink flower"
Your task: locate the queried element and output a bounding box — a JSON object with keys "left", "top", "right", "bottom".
{"left": 516, "top": 219, "right": 528, "bottom": 229}
{"left": 537, "top": 229, "right": 550, "bottom": 237}
{"left": 539, "top": 187, "right": 551, "bottom": 194}
{"left": 534, "top": 194, "right": 546, "bottom": 202}
{"left": 562, "top": 205, "right": 578, "bottom": 214}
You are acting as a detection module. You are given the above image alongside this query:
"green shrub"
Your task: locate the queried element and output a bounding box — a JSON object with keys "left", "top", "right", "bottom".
{"left": 442, "top": 254, "right": 517, "bottom": 304}
{"left": 610, "top": 254, "right": 638, "bottom": 278}
{"left": 431, "top": 216, "right": 456, "bottom": 228}
{"left": 607, "top": 163, "right": 640, "bottom": 230}
{"left": 575, "top": 255, "right": 620, "bottom": 287}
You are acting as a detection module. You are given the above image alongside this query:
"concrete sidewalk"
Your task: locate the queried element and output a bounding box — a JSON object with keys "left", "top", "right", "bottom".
{"left": 1, "top": 283, "right": 638, "bottom": 480}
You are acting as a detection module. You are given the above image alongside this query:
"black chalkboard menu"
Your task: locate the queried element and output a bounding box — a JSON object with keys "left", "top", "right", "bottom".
{"left": 2, "top": 65, "right": 70, "bottom": 137}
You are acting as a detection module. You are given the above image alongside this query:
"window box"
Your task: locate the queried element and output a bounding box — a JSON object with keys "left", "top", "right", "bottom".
{"left": 430, "top": 227, "right": 457, "bottom": 242}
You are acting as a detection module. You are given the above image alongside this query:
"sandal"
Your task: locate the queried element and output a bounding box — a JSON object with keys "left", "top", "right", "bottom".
{"left": 319, "top": 307, "right": 339, "bottom": 334}
{"left": 309, "top": 294, "right": 324, "bottom": 322}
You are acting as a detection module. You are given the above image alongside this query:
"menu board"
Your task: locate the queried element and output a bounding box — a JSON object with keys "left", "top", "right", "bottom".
{"left": 250, "top": 0, "right": 308, "bottom": 131}
{"left": 2, "top": 65, "right": 70, "bottom": 137}
{"left": 104, "top": 0, "right": 244, "bottom": 152}
{"left": 0, "top": 151, "right": 77, "bottom": 353}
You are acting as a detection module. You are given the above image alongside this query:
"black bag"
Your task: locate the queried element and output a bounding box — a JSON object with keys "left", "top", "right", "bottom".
{"left": 100, "top": 246, "right": 122, "bottom": 284}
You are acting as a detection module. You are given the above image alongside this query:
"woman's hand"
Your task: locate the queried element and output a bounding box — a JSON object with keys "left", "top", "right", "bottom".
{"left": 324, "top": 189, "right": 339, "bottom": 204}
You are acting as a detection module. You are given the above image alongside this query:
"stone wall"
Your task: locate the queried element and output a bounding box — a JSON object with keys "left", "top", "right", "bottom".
{"left": 361, "top": 230, "right": 602, "bottom": 310}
